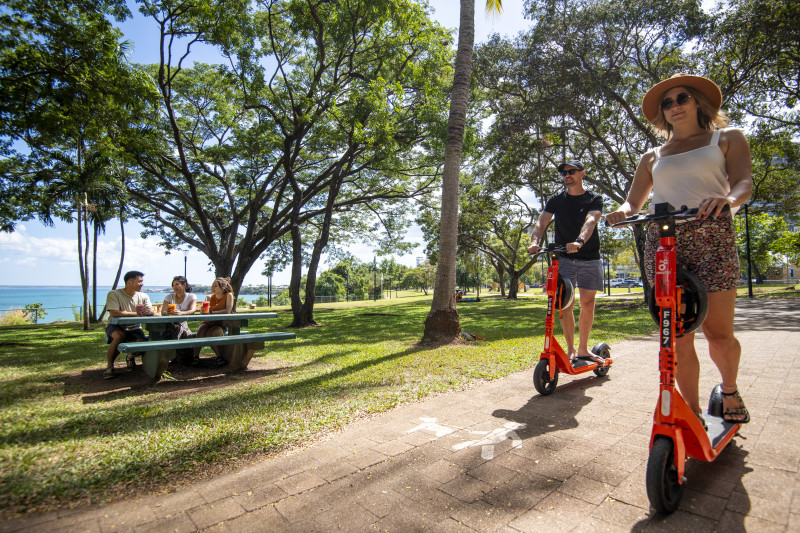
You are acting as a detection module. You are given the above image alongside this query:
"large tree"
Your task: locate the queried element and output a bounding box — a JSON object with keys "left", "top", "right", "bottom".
{"left": 117, "top": 0, "right": 452, "bottom": 328}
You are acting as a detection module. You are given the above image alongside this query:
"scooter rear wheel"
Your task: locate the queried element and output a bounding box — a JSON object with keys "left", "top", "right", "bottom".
{"left": 533, "top": 358, "right": 558, "bottom": 395}
{"left": 591, "top": 342, "right": 611, "bottom": 377}
{"left": 646, "top": 436, "right": 682, "bottom": 514}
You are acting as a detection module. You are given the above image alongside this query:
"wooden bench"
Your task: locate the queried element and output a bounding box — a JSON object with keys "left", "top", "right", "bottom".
{"left": 109, "top": 313, "right": 294, "bottom": 382}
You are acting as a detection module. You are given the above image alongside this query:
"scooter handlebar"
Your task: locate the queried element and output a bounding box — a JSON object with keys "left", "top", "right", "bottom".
{"left": 528, "top": 244, "right": 569, "bottom": 257}
{"left": 606, "top": 204, "right": 705, "bottom": 228}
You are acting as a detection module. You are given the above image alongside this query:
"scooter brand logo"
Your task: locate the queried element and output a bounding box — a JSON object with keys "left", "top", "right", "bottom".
{"left": 657, "top": 257, "right": 669, "bottom": 272}
{"left": 660, "top": 307, "right": 672, "bottom": 347}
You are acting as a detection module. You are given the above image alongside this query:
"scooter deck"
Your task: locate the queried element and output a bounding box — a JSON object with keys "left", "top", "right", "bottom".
{"left": 703, "top": 410, "right": 739, "bottom": 448}
{"left": 571, "top": 357, "right": 599, "bottom": 369}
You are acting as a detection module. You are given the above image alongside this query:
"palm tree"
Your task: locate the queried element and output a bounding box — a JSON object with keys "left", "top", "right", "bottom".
{"left": 422, "top": 0, "right": 503, "bottom": 343}
{"left": 43, "top": 147, "right": 124, "bottom": 329}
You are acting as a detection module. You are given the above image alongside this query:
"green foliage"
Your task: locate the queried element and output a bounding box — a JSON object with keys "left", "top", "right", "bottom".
{"left": 316, "top": 271, "right": 346, "bottom": 298}
{"left": 0, "top": 0, "right": 148, "bottom": 229}
{"left": 734, "top": 210, "right": 788, "bottom": 279}
{"left": 0, "top": 309, "right": 27, "bottom": 326}
{"left": 773, "top": 231, "right": 800, "bottom": 266}
{"left": 746, "top": 127, "right": 800, "bottom": 217}
{"left": 21, "top": 303, "right": 47, "bottom": 324}
{"left": 706, "top": 0, "right": 800, "bottom": 137}
{"left": 253, "top": 295, "right": 270, "bottom": 307}
{"left": 454, "top": 170, "right": 539, "bottom": 297}
{"left": 236, "top": 297, "right": 249, "bottom": 308}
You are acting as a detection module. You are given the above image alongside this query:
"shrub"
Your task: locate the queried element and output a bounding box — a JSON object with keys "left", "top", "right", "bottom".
{"left": 0, "top": 309, "right": 28, "bottom": 326}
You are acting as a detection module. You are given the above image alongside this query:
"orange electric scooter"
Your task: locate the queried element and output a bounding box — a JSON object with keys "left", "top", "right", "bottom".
{"left": 609, "top": 203, "right": 740, "bottom": 514}
{"left": 531, "top": 243, "right": 612, "bottom": 396}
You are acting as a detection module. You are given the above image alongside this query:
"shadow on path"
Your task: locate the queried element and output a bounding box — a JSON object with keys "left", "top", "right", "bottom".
{"left": 632, "top": 441, "right": 751, "bottom": 530}
{"left": 734, "top": 298, "right": 800, "bottom": 332}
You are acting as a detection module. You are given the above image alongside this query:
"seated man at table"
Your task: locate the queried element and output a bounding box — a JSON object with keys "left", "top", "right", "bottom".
{"left": 104, "top": 270, "right": 153, "bottom": 379}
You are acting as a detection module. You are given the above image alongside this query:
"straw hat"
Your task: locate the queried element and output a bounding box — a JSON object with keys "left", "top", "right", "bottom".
{"left": 642, "top": 73, "right": 722, "bottom": 123}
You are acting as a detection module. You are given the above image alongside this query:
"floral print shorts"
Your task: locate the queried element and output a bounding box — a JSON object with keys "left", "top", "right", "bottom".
{"left": 644, "top": 211, "right": 740, "bottom": 293}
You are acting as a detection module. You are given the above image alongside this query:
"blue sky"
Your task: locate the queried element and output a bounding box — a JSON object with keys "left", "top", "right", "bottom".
{"left": 0, "top": 0, "right": 533, "bottom": 287}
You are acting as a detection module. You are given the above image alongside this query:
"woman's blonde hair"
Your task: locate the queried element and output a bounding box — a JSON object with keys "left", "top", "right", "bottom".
{"left": 650, "top": 86, "right": 729, "bottom": 137}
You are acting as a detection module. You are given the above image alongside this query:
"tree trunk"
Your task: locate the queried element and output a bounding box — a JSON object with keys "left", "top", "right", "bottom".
{"left": 98, "top": 211, "right": 125, "bottom": 322}
{"left": 82, "top": 203, "right": 91, "bottom": 330}
{"left": 507, "top": 271, "right": 519, "bottom": 299}
{"left": 91, "top": 220, "right": 98, "bottom": 323}
{"left": 287, "top": 185, "right": 305, "bottom": 322}
{"left": 492, "top": 260, "right": 506, "bottom": 297}
{"left": 422, "top": 0, "right": 474, "bottom": 344}
{"left": 290, "top": 175, "right": 341, "bottom": 327}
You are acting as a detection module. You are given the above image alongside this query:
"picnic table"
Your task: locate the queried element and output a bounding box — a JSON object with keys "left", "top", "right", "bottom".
{"left": 109, "top": 312, "right": 295, "bottom": 382}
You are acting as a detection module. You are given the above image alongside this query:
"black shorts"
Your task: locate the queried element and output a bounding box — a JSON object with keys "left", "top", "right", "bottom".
{"left": 105, "top": 324, "right": 146, "bottom": 344}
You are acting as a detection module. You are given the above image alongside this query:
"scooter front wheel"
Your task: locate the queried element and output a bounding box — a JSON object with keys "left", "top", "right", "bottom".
{"left": 646, "top": 436, "right": 682, "bottom": 514}
{"left": 533, "top": 358, "right": 559, "bottom": 395}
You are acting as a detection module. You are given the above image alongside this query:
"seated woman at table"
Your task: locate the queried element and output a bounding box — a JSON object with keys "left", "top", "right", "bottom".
{"left": 195, "top": 276, "right": 235, "bottom": 366}
{"left": 161, "top": 275, "right": 198, "bottom": 364}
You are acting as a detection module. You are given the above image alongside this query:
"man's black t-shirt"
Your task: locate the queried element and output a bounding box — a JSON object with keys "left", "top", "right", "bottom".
{"left": 543, "top": 190, "right": 603, "bottom": 260}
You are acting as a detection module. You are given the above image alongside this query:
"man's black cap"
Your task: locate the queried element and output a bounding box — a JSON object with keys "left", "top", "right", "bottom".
{"left": 557, "top": 160, "right": 585, "bottom": 172}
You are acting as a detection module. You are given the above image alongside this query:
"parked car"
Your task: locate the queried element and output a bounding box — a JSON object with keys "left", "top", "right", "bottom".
{"left": 611, "top": 278, "right": 641, "bottom": 288}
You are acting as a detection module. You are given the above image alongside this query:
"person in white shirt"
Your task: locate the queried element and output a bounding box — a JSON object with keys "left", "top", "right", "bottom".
{"left": 606, "top": 74, "right": 752, "bottom": 425}
{"left": 160, "top": 275, "right": 198, "bottom": 364}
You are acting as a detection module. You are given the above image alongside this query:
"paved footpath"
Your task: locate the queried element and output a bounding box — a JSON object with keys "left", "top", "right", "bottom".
{"left": 3, "top": 299, "right": 799, "bottom": 532}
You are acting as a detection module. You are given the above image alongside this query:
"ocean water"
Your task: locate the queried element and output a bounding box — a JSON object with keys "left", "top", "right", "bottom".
{"left": 0, "top": 286, "right": 274, "bottom": 324}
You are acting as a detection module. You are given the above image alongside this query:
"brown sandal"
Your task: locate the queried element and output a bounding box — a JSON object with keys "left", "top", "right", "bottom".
{"left": 720, "top": 386, "right": 750, "bottom": 424}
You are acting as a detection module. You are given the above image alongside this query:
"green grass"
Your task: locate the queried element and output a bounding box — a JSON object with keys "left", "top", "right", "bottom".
{"left": 736, "top": 282, "right": 800, "bottom": 298}
{"left": 0, "top": 294, "right": 656, "bottom": 514}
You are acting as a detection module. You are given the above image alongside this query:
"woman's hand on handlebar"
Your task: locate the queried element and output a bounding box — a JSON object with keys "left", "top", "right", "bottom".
{"left": 605, "top": 209, "right": 629, "bottom": 226}
{"left": 697, "top": 197, "right": 731, "bottom": 220}
{"left": 527, "top": 242, "right": 540, "bottom": 255}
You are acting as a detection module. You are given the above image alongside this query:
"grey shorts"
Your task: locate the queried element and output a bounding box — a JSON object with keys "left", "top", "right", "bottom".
{"left": 105, "top": 324, "right": 146, "bottom": 344}
{"left": 558, "top": 257, "right": 604, "bottom": 292}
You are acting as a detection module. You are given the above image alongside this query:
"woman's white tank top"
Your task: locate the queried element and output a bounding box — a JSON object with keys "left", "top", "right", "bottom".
{"left": 651, "top": 129, "right": 735, "bottom": 213}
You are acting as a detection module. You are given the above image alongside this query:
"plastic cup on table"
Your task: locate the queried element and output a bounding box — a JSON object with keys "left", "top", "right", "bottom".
{"left": 168, "top": 303, "right": 176, "bottom": 315}
{"left": 136, "top": 304, "right": 144, "bottom": 316}
{"left": 202, "top": 301, "right": 210, "bottom": 313}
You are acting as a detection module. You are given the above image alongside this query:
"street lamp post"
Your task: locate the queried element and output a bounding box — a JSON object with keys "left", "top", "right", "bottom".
{"left": 183, "top": 250, "right": 188, "bottom": 279}
{"left": 744, "top": 203, "right": 753, "bottom": 298}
